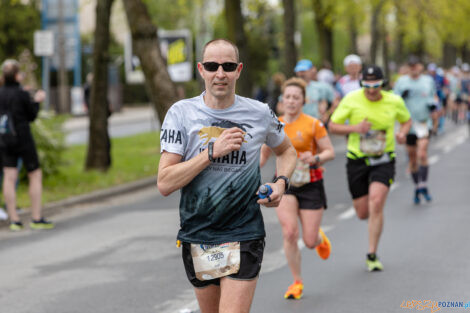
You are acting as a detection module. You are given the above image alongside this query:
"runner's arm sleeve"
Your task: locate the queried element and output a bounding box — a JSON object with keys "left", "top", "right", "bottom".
{"left": 264, "top": 106, "right": 285, "bottom": 148}
{"left": 395, "top": 96, "right": 411, "bottom": 123}
{"left": 314, "top": 119, "right": 328, "bottom": 140}
{"left": 393, "top": 79, "right": 403, "bottom": 96}
{"left": 160, "top": 106, "right": 187, "bottom": 156}
{"left": 330, "top": 98, "right": 350, "bottom": 124}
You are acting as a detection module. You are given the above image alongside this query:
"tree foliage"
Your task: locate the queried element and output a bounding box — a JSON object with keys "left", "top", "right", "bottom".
{"left": 0, "top": 0, "right": 40, "bottom": 61}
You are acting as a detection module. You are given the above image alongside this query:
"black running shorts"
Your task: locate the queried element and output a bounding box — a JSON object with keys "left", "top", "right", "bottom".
{"left": 182, "top": 239, "right": 265, "bottom": 288}
{"left": 285, "top": 180, "right": 328, "bottom": 210}
{"left": 406, "top": 133, "right": 429, "bottom": 146}
{"left": 2, "top": 139, "right": 40, "bottom": 172}
{"left": 346, "top": 158, "right": 395, "bottom": 199}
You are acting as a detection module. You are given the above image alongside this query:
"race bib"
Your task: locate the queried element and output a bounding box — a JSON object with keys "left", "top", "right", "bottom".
{"left": 290, "top": 159, "right": 311, "bottom": 187}
{"left": 191, "top": 242, "right": 240, "bottom": 281}
{"left": 360, "top": 130, "right": 386, "bottom": 156}
{"left": 413, "top": 122, "right": 429, "bottom": 138}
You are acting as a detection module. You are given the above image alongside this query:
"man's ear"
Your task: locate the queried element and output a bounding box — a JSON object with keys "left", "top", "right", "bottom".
{"left": 197, "top": 62, "right": 204, "bottom": 78}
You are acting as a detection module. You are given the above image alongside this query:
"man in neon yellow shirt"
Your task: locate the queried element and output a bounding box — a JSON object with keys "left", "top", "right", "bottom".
{"left": 329, "top": 65, "right": 411, "bottom": 271}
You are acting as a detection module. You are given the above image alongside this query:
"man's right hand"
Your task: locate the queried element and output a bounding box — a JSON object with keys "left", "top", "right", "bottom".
{"left": 355, "top": 118, "right": 371, "bottom": 134}
{"left": 213, "top": 127, "right": 245, "bottom": 158}
{"left": 34, "top": 90, "right": 46, "bottom": 103}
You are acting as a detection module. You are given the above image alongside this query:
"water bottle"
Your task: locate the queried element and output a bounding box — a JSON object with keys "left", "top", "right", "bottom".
{"left": 258, "top": 184, "right": 273, "bottom": 199}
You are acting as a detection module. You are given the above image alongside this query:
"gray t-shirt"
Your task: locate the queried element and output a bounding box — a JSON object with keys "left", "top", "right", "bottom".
{"left": 160, "top": 93, "right": 285, "bottom": 244}
{"left": 393, "top": 74, "right": 436, "bottom": 132}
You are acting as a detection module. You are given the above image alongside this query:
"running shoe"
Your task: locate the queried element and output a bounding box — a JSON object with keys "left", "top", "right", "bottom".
{"left": 9, "top": 221, "right": 24, "bottom": 231}
{"left": 414, "top": 189, "right": 421, "bottom": 205}
{"left": 30, "top": 218, "right": 55, "bottom": 230}
{"left": 316, "top": 228, "right": 331, "bottom": 260}
{"left": 419, "top": 188, "right": 432, "bottom": 202}
{"left": 366, "top": 253, "right": 383, "bottom": 272}
{"left": 284, "top": 281, "right": 303, "bottom": 300}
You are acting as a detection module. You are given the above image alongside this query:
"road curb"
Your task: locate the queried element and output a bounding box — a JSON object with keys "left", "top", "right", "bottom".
{"left": 0, "top": 177, "right": 156, "bottom": 228}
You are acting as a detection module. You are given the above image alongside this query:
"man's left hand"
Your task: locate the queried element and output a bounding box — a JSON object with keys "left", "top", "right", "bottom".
{"left": 257, "top": 182, "right": 285, "bottom": 207}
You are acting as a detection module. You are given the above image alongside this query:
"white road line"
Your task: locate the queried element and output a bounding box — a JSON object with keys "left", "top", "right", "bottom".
{"left": 337, "top": 183, "right": 400, "bottom": 221}
{"left": 428, "top": 155, "right": 440, "bottom": 165}
{"left": 338, "top": 207, "right": 355, "bottom": 220}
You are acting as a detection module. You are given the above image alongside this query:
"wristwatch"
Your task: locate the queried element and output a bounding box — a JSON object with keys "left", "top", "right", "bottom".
{"left": 273, "top": 175, "right": 290, "bottom": 190}
{"left": 314, "top": 154, "right": 321, "bottom": 164}
{"left": 208, "top": 142, "right": 215, "bottom": 162}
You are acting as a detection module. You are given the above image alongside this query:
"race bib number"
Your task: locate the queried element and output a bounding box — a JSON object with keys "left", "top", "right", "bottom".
{"left": 413, "top": 122, "right": 429, "bottom": 138}
{"left": 290, "top": 159, "right": 311, "bottom": 187}
{"left": 360, "top": 130, "right": 386, "bottom": 156}
{"left": 191, "top": 242, "right": 240, "bottom": 281}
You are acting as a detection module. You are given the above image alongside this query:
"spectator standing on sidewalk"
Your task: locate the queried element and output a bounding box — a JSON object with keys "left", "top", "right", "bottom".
{"left": 0, "top": 59, "right": 54, "bottom": 231}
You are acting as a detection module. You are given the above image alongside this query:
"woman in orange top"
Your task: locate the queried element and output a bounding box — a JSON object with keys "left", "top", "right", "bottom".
{"left": 261, "top": 77, "right": 335, "bottom": 300}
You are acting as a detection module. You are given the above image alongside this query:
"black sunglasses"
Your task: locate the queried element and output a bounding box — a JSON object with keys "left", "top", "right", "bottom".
{"left": 202, "top": 62, "right": 239, "bottom": 72}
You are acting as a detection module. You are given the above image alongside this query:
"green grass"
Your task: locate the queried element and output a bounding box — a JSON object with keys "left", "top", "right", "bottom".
{"left": 16, "top": 131, "right": 160, "bottom": 208}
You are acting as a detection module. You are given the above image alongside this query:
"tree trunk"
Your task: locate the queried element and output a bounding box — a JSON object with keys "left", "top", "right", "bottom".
{"left": 370, "top": 0, "right": 385, "bottom": 64}
{"left": 382, "top": 22, "right": 390, "bottom": 80}
{"left": 312, "top": 0, "right": 333, "bottom": 66}
{"left": 225, "top": 0, "right": 251, "bottom": 97}
{"left": 122, "top": 0, "right": 178, "bottom": 124}
{"left": 393, "top": 0, "right": 406, "bottom": 64}
{"left": 282, "top": 0, "right": 297, "bottom": 78}
{"left": 85, "top": 0, "right": 114, "bottom": 171}
{"left": 349, "top": 15, "right": 358, "bottom": 54}
{"left": 462, "top": 44, "right": 470, "bottom": 64}
{"left": 442, "top": 41, "right": 457, "bottom": 68}
{"left": 415, "top": 14, "right": 426, "bottom": 59}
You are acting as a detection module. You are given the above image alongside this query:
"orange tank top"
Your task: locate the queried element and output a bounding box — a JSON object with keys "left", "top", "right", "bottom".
{"left": 279, "top": 113, "right": 327, "bottom": 156}
{"left": 280, "top": 113, "right": 327, "bottom": 183}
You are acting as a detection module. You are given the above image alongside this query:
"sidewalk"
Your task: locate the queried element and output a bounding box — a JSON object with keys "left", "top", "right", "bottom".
{"left": 64, "top": 105, "right": 160, "bottom": 145}
{"left": 63, "top": 105, "right": 159, "bottom": 132}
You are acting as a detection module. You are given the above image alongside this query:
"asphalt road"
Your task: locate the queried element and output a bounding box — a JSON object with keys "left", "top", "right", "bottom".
{"left": 0, "top": 123, "right": 469, "bottom": 313}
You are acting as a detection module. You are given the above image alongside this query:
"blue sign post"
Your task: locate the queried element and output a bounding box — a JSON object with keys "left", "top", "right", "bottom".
{"left": 40, "top": 0, "right": 81, "bottom": 111}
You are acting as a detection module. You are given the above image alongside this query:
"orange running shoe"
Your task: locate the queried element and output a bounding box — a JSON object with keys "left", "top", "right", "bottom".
{"left": 284, "top": 281, "right": 304, "bottom": 300}
{"left": 316, "top": 228, "right": 331, "bottom": 260}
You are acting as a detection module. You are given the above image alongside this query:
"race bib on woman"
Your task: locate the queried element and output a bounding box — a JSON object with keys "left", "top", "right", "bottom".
{"left": 290, "top": 159, "right": 311, "bottom": 187}
{"left": 191, "top": 242, "right": 240, "bottom": 281}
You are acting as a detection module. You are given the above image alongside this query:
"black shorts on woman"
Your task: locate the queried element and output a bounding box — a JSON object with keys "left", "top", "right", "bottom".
{"left": 285, "top": 179, "right": 328, "bottom": 210}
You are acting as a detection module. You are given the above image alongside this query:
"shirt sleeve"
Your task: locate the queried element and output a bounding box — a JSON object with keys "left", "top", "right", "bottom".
{"left": 160, "top": 105, "right": 186, "bottom": 155}
{"left": 394, "top": 96, "right": 411, "bottom": 123}
{"left": 330, "top": 97, "right": 351, "bottom": 124}
{"left": 393, "top": 78, "right": 403, "bottom": 96}
{"left": 264, "top": 106, "right": 285, "bottom": 148}
{"left": 314, "top": 119, "right": 328, "bottom": 140}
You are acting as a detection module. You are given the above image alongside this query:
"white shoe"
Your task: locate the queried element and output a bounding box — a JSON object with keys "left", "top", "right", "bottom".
{"left": 0, "top": 208, "right": 8, "bottom": 221}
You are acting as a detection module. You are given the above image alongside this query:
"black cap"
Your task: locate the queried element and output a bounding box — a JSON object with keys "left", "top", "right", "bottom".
{"left": 407, "top": 55, "right": 421, "bottom": 66}
{"left": 361, "top": 65, "right": 384, "bottom": 81}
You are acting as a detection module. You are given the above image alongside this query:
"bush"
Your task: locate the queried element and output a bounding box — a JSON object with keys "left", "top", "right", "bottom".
{"left": 28, "top": 111, "right": 67, "bottom": 178}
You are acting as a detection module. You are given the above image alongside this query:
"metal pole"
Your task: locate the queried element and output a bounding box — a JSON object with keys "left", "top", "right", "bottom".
{"left": 43, "top": 57, "right": 51, "bottom": 111}
{"left": 41, "top": 0, "right": 50, "bottom": 111}
{"left": 58, "top": 0, "right": 69, "bottom": 113}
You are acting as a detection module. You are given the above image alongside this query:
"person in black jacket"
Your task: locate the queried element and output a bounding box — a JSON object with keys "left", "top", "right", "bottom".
{"left": 0, "top": 59, "right": 54, "bottom": 231}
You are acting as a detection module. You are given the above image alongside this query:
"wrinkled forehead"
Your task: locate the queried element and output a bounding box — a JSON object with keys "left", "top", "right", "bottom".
{"left": 202, "top": 42, "right": 238, "bottom": 63}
